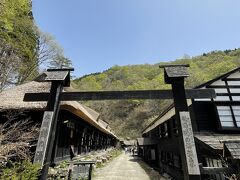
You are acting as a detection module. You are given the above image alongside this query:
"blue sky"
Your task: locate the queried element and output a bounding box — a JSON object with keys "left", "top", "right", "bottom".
{"left": 32, "top": 0, "right": 240, "bottom": 77}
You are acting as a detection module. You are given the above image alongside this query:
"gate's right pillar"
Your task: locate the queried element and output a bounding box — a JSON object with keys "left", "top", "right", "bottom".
{"left": 160, "top": 65, "right": 201, "bottom": 180}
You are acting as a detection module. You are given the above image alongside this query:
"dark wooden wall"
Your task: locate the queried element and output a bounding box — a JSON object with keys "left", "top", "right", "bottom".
{"left": 53, "top": 110, "right": 116, "bottom": 163}
{"left": 192, "top": 101, "right": 219, "bottom": 132}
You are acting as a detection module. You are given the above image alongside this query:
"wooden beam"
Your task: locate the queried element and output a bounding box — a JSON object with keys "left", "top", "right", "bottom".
{"left": 216, "top": 93, "right": 240, "bottom": 96}
{"left": 200, "top": 167, "right": 228, "bottom": 174}
{"left": 34, "top": 82, "right": 63, "bottom": 180}
{"left": 47, "top": 68, "right": 74, "bottom": 72}
{"left": 207, "top": 85, "right": 240, "bottom": 88}
{"left": 24, "top": 89, "right": 215, "bottom": 101}
{"left": 214, "top": 101, "right": 240, "bottom": 105}
{"left": 224, "top": 78, "right": 240, "bottom": 81}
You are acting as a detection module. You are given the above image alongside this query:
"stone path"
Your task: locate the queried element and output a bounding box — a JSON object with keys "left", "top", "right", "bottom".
{"left": 93, "top": 153, "right": 165, "bottom": 180}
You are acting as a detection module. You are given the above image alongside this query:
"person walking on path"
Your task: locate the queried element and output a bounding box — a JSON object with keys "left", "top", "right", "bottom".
{"left": 132, "top": 147, "right": 135, "bottom": 156}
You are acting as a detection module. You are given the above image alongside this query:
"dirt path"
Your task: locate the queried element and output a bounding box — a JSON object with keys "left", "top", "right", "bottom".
{"left": 93, "top": 153, "right": 165, "bottom": 180}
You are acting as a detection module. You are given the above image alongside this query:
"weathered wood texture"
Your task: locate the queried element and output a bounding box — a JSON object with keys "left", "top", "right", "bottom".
{"left": 24, "top": 89, "right": 215, "bottom": 101}
{"left": 224, "top": 141, "right": 240, "bottom": 159}
{"left": 34, "top": 111, "right": 54, "bottom": 165}
{"left": 200, "top": 167, "right": 228, "bottom": 174}
{"left": 165, "top": 66, "right": 189, "bottom": 78}
{"left": 34, "top": 82, "right": 63, "bottom": 180}
{"left": 179, "top": 111, "right": 200, "bottom": 175}
{"left": 163, "top": 65, "right": 200, "bottom": 179}
{"left": 171, "top": 80, "right": 200, "bottom": 179}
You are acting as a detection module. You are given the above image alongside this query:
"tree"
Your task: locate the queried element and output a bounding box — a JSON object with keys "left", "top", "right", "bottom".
{"left": 17, "top": 28, "right": 74, "bottom": 82}
{"left": 11, "top": 30, "right": 73, "bottom": 85}
{"left": 0, "top": 40, "right": 22, "bottom": 90}
{"left": 0, "top": 1, "right": 72, "bottom": 91}
{"left": 48, "top": 54, "right": 72, "bottom": 69}
{"left": 0, "top": 0, "right": 38, "bottom": 90}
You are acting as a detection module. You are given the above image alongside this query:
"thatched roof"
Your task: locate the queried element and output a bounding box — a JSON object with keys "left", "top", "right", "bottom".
{"left": 0, "top": 80, "right": 117, "bottom": 137}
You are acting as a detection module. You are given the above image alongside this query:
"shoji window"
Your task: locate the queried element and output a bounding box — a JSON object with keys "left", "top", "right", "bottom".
{"left": 232, "top": 106, "right": 240, "bottom": 127}
{"left": 217, "top": 106, "right": 234, "bottom": 127}
{"left": 230, "top": 89, "right": 240, "bottom": 101}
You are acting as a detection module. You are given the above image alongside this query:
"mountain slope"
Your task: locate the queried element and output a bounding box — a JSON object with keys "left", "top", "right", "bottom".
{"left": 73, "top": 49, "right": 240, "bottom": 138}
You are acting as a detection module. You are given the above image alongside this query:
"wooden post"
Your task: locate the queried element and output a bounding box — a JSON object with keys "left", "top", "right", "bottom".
{"left": 97, "top": 133, "right": 100, "bottom": 150}
{"left": 161, "top": 65, "right": 201, "bottom": 180}
{"left": 94, "top": 132, "right": 97, "bottom": 150}
{"left": 33, "top": 69, "right": 73, "bottom": 180}
{"left": 34, "top": 81, "right": 63, "bottom": 180}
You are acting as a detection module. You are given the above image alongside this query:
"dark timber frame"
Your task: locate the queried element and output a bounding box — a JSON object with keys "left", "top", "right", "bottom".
{"left": 33, "top": 68, "right": 73, "bottom": 180}
{"left": 25, "top": 66, "right": 216, "bottom": 179}
{"left": 161, "top": 65, "right": 201, "bottom": 180}
{"left": 24, "top": 89, "right": 214, "bottom": 101}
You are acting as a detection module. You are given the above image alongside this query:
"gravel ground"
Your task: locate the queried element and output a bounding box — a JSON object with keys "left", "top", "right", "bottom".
{"left": 93, "top": 153, "right": 167, "bottom": 180}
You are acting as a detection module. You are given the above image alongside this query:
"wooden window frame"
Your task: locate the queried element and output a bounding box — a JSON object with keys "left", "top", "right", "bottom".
{"left": 206, "top": 79, "right": 240, "bottom": 131}
{"left": 215, "top": 102, "right": 240, "bottom": 130}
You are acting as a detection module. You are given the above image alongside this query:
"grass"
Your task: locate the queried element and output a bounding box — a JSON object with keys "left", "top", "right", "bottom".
{"left": 58, "top": 160, "right": 68, "bottom": 168}
{"left": 109, "top": 149, "right": 122, "bottom": 159}
{"left": 95, "top": 162, "right": 104, "bottom": 169}
{"left": 0, "top": 160, "right": 41, "bottom": 180}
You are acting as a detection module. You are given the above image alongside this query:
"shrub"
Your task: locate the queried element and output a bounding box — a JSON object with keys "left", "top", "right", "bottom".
{"left": 1, "top": 160, "right": 41, "bottom": 180}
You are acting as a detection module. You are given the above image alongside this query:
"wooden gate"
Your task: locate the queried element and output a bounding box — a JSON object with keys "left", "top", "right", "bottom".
{"left": 24, "top": 65, "right": 216, "bottom": 180}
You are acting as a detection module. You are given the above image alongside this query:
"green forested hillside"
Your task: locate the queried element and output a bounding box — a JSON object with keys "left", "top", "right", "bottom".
{"left": 73, "top": 49, "right": 240, "bottom": 138}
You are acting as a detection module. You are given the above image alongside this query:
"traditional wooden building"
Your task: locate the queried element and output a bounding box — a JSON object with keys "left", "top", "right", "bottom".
{"left": 0, "top": 77, "right": 118, "bottom": 164}
{"left": 137, "top": 137, "right": 159, "bottom": 166}
{"left": 141, "top": 67, "right": 240, "bottom": 179}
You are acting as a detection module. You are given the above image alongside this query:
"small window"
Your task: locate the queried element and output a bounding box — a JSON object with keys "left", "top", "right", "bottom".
{"left": 228, "top": 81, "right": 240, "bottom": 85}
{"left": 194, "top": 98, "right": 211, "bottom": 101}
{"left": 211, "top": 80, "right": 225, "bottom": 86}
{"left": 232, "top": 106, "right": 240, "bottom": 127}
{"left": 232, "top": 96, "right": 240, "bottom": 101}
{"left": 217, "top": 106, "right": 234, "bottom": 127}
{"left": 229, "top": 88, "right": 240, "bottom": 93}
{"left": 215, "top": 88, "right": 228, "bottom": 93}
{"left": 214, "top": 96, "right": 230, "bottom": 101}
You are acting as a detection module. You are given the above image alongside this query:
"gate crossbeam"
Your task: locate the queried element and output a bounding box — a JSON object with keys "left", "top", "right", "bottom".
{"left": 24, "top": 89, "right": 215, "bottom": 101}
